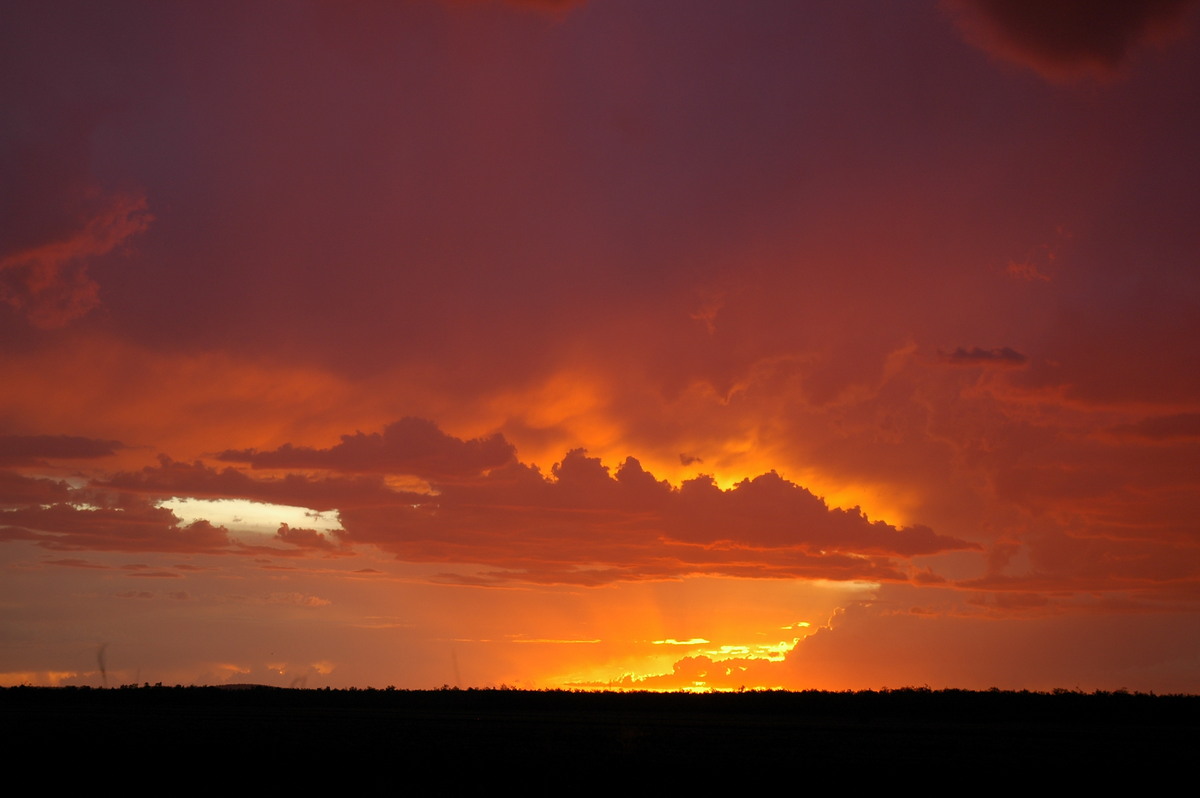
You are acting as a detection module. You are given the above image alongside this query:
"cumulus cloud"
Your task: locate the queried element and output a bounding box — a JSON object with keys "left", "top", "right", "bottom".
{"left": 27, "top": 420, "right": 980, "bottom": 585}
{"left": 336, "top": 448, "right": 978, "bottom": 585}
{"left": 217, "top": 417, "right": 516, "bottom": 481}
{"left": 0, "top": 496, "right": 231, "bottom": 553}
{"left": 945, "top": 0, "right": 1199, "bottom": 81}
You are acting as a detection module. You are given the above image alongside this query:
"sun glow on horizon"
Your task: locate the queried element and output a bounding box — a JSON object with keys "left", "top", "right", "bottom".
{"left": 499, "top": 577, "right": 870, "bottom": 693}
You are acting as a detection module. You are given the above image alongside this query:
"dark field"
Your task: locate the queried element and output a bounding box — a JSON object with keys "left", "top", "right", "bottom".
{"left": 4, "top": 686, "right": 1195, "bottom": 786}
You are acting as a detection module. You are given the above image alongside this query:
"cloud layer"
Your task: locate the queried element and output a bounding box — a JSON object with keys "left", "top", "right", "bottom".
{"left": 3, "top": 0, "right": 1199, "bottom": 692}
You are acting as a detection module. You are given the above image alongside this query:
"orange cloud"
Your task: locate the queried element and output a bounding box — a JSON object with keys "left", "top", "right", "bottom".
{"left": 0, "top": 334, "right": 383, "bottom": 472}
{"left": 4, "top": 0, "right": 1200, "bottom": 692}
{"left": 36, "top": 419, "right": 980, "bottom": 586}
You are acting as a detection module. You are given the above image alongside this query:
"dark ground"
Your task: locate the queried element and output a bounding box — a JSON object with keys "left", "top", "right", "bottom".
{"left": 4, "top": 686, "right": 1195, "bottom": 786}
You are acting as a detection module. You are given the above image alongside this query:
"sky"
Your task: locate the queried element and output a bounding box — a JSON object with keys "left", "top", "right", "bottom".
{"left": 3, "top": 0, "right": 1199, "bottom": 692}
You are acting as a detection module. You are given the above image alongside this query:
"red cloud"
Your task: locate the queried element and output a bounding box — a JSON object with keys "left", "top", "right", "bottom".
{"left": 946, "top": 0, "right": 1199, "bottom": 81}
{"left": 506, "top": 0, "right": 582, "bottom": 9}
{"left": 0, "top": 191, "right": 151, "bottom": 328}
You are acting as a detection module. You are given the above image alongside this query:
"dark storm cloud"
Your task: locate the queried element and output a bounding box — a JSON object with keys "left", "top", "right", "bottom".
{"left": 947, "top": 0, "right": 1199, "bottom": 79}
{"left": 217, "top": 417, "right": 517, "bottom": 480}
{"left": 0, "top": 471, "right": 73, "bottom": 506}
{"left": 99, "top": 456, "right": 405, "bottom": 511}
{"left": 0, "top": 434, "right": 125, "bottom": 465}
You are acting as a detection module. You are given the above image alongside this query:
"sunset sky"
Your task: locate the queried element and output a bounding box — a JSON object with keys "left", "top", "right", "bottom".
{"left": 4, "top": 0, "right": 1200, "bottom": 692}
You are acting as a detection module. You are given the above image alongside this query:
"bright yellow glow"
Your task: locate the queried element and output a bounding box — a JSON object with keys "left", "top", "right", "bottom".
{"left": 791, "top": 469, "right": 918, "bottom": 527}
{"left": 157, "top": 497, "right": 340, "bottom": 539}
{"left": 811, "top": 579, "right": 882, "bottom": 592}
{"left": 496, "top": 576, "right": 880, "bottom": 692}
{"left": 213, "top": 663, "right": 251, "bottom": 679}
{"left": 698, "top": 639, "right": 799, "bottom": 662}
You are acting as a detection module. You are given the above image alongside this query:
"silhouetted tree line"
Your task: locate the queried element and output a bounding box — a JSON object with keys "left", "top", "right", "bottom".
{"left": 2, "top": 683, "right": 1196, "bottom": 725}
{"left": 3, "top": 683, "right": 1196, "bottom": 784}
